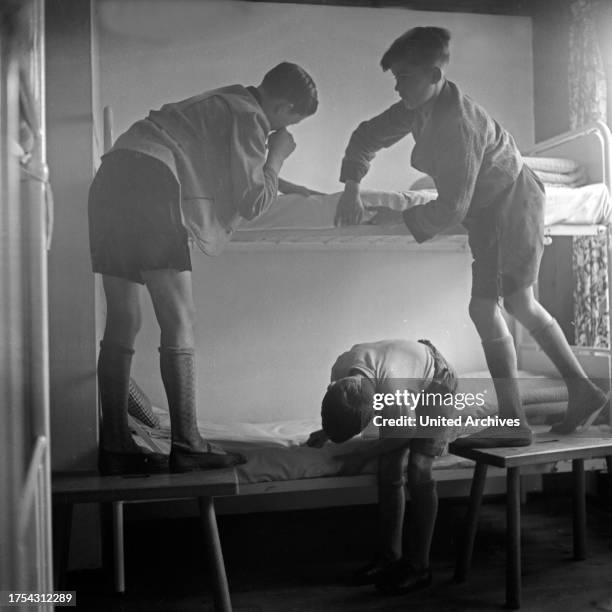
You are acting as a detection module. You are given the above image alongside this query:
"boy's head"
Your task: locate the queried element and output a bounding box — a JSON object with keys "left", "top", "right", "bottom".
{"left": 380, "top": 27, "right": 450, "bottom": 110}
{"left": 321, "top": 375, "right": 375, "bottom": 443}
{"left": 258, "top": 62, "right": 318, "bottom": 130}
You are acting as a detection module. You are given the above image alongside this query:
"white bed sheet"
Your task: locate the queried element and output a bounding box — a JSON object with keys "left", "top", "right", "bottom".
{"left": 238, "top": 183, "right": 611, "bottom": 232}
{"left": 138, "top": 372, "right": 577, "bottom": 485}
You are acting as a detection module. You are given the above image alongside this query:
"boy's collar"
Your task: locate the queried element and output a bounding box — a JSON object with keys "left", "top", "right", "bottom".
{"left": 246, "top": 85, "right": 262, "bottom": 106}
{"left": 416, "top": 78, "right": 446, "bottom": 119}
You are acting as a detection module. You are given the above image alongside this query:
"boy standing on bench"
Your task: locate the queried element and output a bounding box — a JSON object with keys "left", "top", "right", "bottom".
{"left": 334, "top": 27, "right": 608, "bottom": 448}
{"left": 89, "top": 63, "right": 319, "bottom": 475}
{"left": 307, "top": 339, "right": 457, "bottom": 594}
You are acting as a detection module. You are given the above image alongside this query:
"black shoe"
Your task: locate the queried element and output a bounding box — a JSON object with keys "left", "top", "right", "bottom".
{"left": 348, "top": 560, "right": 397, "bottom": 587}
{"left": 375, "top": 562, "right": 432, "bottom": 595}
{"left": 99, "top": 448, "right": 168, "bottom": 476}
{"left": 169, "top": 447, "right": 246, "bottom": 472}
{"left": 347, "top": 560, "right": 394, "bottom": 586}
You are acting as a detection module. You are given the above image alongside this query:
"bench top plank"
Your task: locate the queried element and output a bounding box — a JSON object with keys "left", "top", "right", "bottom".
{"left": 449, "top": 432, "right": 612, "bottom": 468}
{"left": 52, "top": 468, "right": 238, "bottom": 503}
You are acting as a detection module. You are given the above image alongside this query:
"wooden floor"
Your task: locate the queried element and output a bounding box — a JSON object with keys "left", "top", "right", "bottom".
{"left": 66, "top": 477, "right": 612, "bottom": 611}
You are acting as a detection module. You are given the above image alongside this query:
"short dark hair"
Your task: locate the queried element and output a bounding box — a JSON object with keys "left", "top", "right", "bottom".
{"left": 321, "top": 377, "right": 373, "bottom": 444}
{"left": 380, "top": 27, "right": 450, "bottom": 71}
{"left": 261, "top": 62, "right": 318, "bottom": 116}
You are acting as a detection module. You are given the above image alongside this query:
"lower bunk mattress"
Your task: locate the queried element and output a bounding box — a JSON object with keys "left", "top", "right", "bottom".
{"left": 132, "top": 372, "right": 610, "bottom": 486}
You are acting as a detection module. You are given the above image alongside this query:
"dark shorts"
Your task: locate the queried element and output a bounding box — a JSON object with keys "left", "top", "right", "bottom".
{"left": 88, "top": 150, "right": 191, "bottom": 284}
{"left": 465, "top": 165, "right": 546, "bottom": 299}
{"left": 379, "top": 340, "right": 458, "bottom": 458}
{"left": 413, "top": 339, "right": 458, "bottom": 457}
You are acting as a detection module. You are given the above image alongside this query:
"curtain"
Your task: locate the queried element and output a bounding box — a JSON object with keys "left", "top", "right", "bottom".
{"left": 568, "top": 0, "right": 610, "bottom": 348}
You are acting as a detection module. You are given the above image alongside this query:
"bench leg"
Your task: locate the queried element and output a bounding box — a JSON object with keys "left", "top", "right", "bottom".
{"left": 52, "top": 502, "right": 73, "bottom": 589}
{"left": 572, "top": 458, "right": 586, "bottom": 561}
{"left": 455, "top": 462, "right": 488, "bottom": 582}
{"left": 506, "top": 466, "right": 521, "bottom": 610}
{"left": 113, "top": 501, "right": 126, "bottom": 593}
{"left": 199, "top": 497, "right": 232, "bottom": 612}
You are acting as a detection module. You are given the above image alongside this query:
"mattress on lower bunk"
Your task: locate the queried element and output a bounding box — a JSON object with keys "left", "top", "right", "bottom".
{"left": 237, "top": 183, "right": 611, "bottom": 233}
{"left": 133, "top": 371, "right": 593, "bottom": 485}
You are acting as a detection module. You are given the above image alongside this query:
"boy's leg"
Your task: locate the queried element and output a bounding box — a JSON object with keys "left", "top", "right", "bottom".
{"left": 376, "top": 449, "right": 435, "bottom": 594}
{"left": 453, "top": 296, "right": 532, "bottom": 448}
{"left": 350, "top": 445, "right": 409, "bottom": 586}
{"left": 143, "top": 269, "right": 245, "bottom": 471}
{"left": 504, "top": 286, "right": 608, "bottom": 433}
{"left": 98, "top": 275, "right": 168, "bottom": 474}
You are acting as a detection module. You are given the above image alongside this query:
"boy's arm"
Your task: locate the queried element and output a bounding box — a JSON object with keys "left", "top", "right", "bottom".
{"left": 339, "top": 101, "right": 415, "bottom": 184}
{"left": 402, "top": 121, "right": 486, "bottom": 242}
{"left": 278, "top": 177, "right": 324, "bottom": 196}
{"left": 230, "top": 115, "right": 295, "bottom": 221}
{"left": 336, "top": 102, "right": 413, "bottom": 225}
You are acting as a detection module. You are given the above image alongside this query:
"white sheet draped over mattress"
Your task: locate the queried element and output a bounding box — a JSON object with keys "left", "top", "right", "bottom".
{"left": 132, "top": 372, "right": 588, "bottom": 485}
{"left": 238, "top": 184, "right": 611, "bottom": 233}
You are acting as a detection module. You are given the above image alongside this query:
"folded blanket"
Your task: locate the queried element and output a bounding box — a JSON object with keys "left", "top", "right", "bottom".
{"left": 523, "top": 156, "right": 581, "bottom": 174}
{"left": 534, "top": 167, "right": 588, "bottom": 188}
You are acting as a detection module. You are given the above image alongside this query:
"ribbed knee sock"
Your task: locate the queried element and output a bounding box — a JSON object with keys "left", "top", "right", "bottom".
{"left": 481, "top": 335, "right": 525, "bottom": 422}
{"left": 159, "top": 346, "right": 203, "bottom": 450}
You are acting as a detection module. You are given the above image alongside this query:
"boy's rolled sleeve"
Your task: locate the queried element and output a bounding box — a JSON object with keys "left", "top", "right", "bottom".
{"left": 230, "top": 113, "right": 278, "bottom": 221}
{"left": 340, "top": 102, "right": 414, "bottom": 183}
{"left": 403, "top": 122, "right": 484, "bottom": 241}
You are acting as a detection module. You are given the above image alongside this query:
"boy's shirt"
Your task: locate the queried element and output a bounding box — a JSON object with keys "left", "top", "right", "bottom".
{"left": 330, "top": 341, "right": 448, "bottom": 440}
{"left": 108, "top": 84, "right": 278, "bottom": 256}
{"left": 330, "top": 339, "right": 434, "bottom": 394}
{"left": 340, "top": 79, "right": 524, "bottom": 242}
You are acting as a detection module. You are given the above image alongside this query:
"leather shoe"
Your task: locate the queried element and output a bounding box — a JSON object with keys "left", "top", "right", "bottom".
{"left": 348, "top": 560, "right": 397, "bottom": 586}
{"left": 375, "top": 562, "right": 432, "bottom": 595}
{"left": 99, "top": 448, "right": 168, "bottom": 476}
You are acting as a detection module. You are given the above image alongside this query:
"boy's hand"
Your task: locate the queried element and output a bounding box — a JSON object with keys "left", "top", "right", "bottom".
{"left": 335, "top": 451, "right": 369, "bottom": 476}
{"left": 267, "top": 128, "right": 296, "bottom": 163}
{"left": 335, "top": 182, "right": 364, "bottom": 226}
{"left": 365, "top": 206, "right": 405, "bottom": 226}
{"left": 304, "top": 429, "right": 329, "bottom": 448}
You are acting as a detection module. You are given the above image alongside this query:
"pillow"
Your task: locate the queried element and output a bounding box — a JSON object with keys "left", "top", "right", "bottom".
{"left": 128, "top": 378, "right": 161, "bottom": 428}
{"left": 523, "top": 156, "right": 580, "bottom": 174}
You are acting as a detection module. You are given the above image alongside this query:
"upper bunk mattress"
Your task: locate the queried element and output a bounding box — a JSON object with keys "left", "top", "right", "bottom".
{"left": 237, "top": 183, "right": 611, "bottom": 233}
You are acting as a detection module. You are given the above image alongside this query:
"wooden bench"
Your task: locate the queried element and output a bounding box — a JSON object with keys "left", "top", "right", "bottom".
{"left": 450, "top": 432, "right": 612, "bottom": 610}
{"left": 52, "top": 468, "right": 238, "bottom": 612}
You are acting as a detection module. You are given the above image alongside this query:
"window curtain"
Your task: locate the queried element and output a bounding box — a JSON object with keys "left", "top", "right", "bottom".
{"left": 568, "top": 0, "right": 610, "bottom": 348}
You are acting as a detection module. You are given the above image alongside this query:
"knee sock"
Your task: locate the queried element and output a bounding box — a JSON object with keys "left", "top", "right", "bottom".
{"left": 406, "top": 480, "right": 437, "bottom": 571}
{"left": 481, "top": 335, "right": 526, "bottom": 422}
{"left": 159, "top": 346, "right": 204, "bottom": 450}
{"left": 98, "top": 340, "right": 135, "bottom": 451}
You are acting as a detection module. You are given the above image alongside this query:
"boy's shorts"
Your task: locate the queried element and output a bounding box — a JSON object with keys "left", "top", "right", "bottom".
{"left": 466, "top": 165, "right": 546, "bottom": 299}
{"left": 380, "top": 340, "right": 457, "bottom": 458}
{"left": 88, "top": 150, "right": 192, "bottom": 284}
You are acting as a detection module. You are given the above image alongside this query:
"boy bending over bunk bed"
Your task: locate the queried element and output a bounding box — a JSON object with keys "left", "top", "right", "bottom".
{"left": 334, "top": 27, "right": 608, "bottom": 448}
{"left": 89, "top": 63, "right": 319, "bottom": 475}
{"left": 307, "top": 339, "right": 457, "bottom": 594}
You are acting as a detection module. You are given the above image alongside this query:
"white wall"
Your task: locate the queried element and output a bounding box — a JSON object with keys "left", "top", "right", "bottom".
{"left": 95, "top": 0, "right": 535, "bottom": 423}
{"left": 97, "top": 0, "right": 534, "bottom": 193}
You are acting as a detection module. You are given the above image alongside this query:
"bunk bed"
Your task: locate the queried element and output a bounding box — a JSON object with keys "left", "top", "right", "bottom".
{"left": 126, "top": 120, "right": 612, "bottom": 511}
{"left": 64, "top": 113, "right": 612, "bottom": 604}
